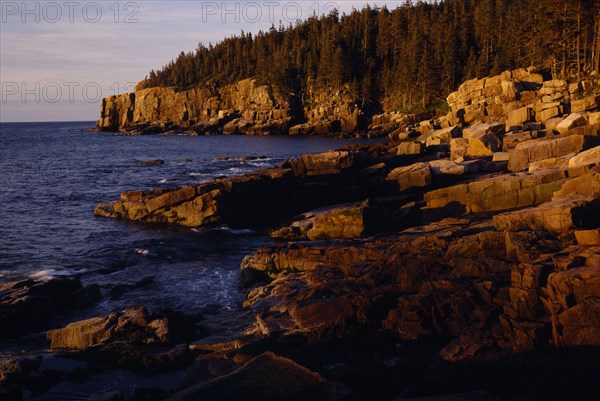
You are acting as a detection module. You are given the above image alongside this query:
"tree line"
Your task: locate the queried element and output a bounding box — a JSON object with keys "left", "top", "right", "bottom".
{"left": 138, "top": 0, "right": 600, "bottom": 113}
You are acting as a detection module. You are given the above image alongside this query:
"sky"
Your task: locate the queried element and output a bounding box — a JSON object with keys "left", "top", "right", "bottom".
{"left": 0, "top": 0, "right": 404, "bottom": 122}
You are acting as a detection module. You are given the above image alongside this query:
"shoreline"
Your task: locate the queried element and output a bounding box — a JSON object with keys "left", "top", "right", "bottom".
{"left": 2, "top": 67, "right": 600, "bottom": 400}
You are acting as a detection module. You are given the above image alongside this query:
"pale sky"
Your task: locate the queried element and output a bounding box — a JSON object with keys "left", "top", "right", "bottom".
{"left": 0, "top": 0, "right": 403, "bottom": 122}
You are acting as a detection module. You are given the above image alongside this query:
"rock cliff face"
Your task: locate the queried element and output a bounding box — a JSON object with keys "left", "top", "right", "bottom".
{"left": 97, "top": 77, "right": 426, "bottom": 137}
{"left": 97, "top": 79, "right": 294, "bottom": 135}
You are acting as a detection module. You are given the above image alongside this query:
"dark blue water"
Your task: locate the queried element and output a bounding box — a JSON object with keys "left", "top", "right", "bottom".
{"left": 0, "top": 121, "right": 372, "bottom": 326}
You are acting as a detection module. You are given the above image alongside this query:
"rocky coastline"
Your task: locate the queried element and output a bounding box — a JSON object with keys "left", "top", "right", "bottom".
{"left": 95, "top": 78, "right": 426, "bottom": 138}
{"left": 3, "top": 67, "right": 600, "bottom": 400}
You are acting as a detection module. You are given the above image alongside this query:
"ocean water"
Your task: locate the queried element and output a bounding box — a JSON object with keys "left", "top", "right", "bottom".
{"left": 0, "top": 121, "right": 374, "bottom": 331}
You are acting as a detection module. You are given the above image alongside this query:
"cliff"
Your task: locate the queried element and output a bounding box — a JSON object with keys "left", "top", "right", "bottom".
{"left": 97, "top": 77, "right": 385, "bottom": 136}
{"left": 97, "top": 79, "right": 292, "bottom": 135}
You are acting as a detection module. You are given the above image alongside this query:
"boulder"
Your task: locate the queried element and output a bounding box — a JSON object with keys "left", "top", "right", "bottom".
{"left": 386, "top": 162, "right": 432, "bottom": 190}
{"left": 575, "top": 229, "right": 600, "bottom": 245}
{"left": 588, "top": 111, "right": 600, "bottom": 125}
{"left": 240, "top": 243, "right": 385, "bottom": 284}
{"left": 506, "top": 107, "right": 532, "bottom": 128}
{"left": 555, "top": 113, "right": 588, "bottom": 134}
{"left": 492, "top": 195, "right": 600, "bottom": 232}
{"left": 537, "top": 106, "right": 561, "bottom": 121}
{"left": 419, "top": 126, "right": 462, "bottom": 147}
{"left": 492, "top": 152, "right": 510, "bottom": 162}
{"left": 306, "top": 204, "right": 367, "bottom": 240}
{"left": 299, "top": 151, "right": 368, "bottom": 176}
{"left": 567, "top": 146, "right": 600, "bottom": 168}
{"left": 47, "top": 315, "right": 117, "bottom": 349}
{"left": 552, "top": 172, "right": 600, "bottom": 200}
{"left": 289, "top": 298, "right": 355, "bottom": 332}
{"left": 461, "top": 122, "right": 504, "bottom": 152}
{"left": 450, "top": 138, "right": 494, "bottom": 160}
{"left": 289, "top": 123, "right": 315, "bottom": 136}
{"left": 429, "top": 160, "right": 466, "bottom": 176}
{"left": 273, "top": 200, "right": 420, "bottom": 241}
{"left": 502, "top": 131, "right": 546, "bottom": 151}
{"left": 396, "top": 142, "right": 425, "bottom": 156}
{"left": 47, "top": 307, "right": 196, "bottom": 349}
{"left": 424, "top": 169, "right": 567, "bottom": 213}
{"left": 527, "top": 153, "right": 574, "bottom": 172}
{"left": 508, "top": 135, "right": 600, "bottom": 172}
{"left": 570, "top": 95, "right": 600, "bottom": 113}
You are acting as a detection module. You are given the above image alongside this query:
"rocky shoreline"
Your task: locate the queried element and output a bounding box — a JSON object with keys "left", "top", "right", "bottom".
{"left": 3, "top": 67, "right": 600, "bottom": 400}
{"left": 95, "top": 77, "right": 426, "bottom": 138}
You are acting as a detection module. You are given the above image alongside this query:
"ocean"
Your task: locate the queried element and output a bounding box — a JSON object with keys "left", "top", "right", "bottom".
{"left": 0, "top": 121, "right": 374, "bottom": 337}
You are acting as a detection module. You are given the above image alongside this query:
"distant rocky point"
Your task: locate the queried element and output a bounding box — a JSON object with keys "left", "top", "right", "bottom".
{"left": 96, "top": 77, "right": 426, "bottom": 138}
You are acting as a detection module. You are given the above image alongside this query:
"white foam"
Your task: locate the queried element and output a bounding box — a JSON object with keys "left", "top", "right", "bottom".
{"left": 28, "top": 268, "right": 71, "bottom": 280}
{"left": 135, "top": 248, "right": 150, "bottom": 256}
{"left": 157, "top": 179, "right": 167, "bottom": 184}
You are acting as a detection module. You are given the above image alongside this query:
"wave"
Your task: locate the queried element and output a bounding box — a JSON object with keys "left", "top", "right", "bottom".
{"left": 28, "top": 268, "right": 81, "bottom": 280}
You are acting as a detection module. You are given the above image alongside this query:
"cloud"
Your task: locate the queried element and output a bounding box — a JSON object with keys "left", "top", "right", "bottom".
{"left": 0, "top": 0, "right": 405, "bottom": 122}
